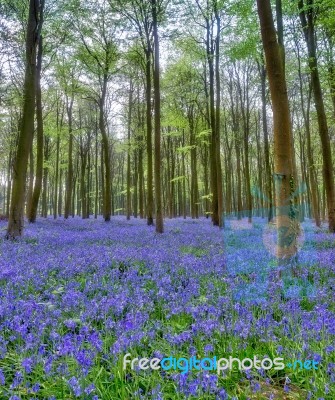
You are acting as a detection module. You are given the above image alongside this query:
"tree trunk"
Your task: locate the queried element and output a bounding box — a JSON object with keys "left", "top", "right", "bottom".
{"left": 145, "top": 47, "right": 154, "bottom": 226}
{"left": 257, "top": 0, "right": 298, "bottom": 262}
{"left": 94, "top": 121, "right": 99, "bottom": 219}
{"left": 139, "top": 147, "right": 144, "bottom": 219}
{"left": 189, "top": 110, "right": 197, "bottom": 219}
{"left": 214, "top": 3, "right": 224, "bottom": 227}
{"left": 100, "top": 75, "right": 112, "bottom": 221}
{"left": 80, "top": 136, "right": 88, "bottom": 219}
{"left": 206, "top": 16, "right": 219, "bottom": 226}
{"left": 126, "top": 80, "right": 133, "bottom": 220}
{"left": 28, "top": 36, "right": 44, "bottom": 223}
{"left": 152, "top": 0, "right": 163, "bottom": 233}
{"left": 7, "top": 0, "right": 43, "bottom": 239}
{"left": 6, "top": 148, "right": 12, "bottom": 218}
{"left": 41, "top": 137, "right": 49, "bottom": 218}
{"left": 58, "top": 168, "right": 63, "bottom": 217}
{"left": 53, "top": 130, "right": 60, "bottom": 220}
{"left": 296, "top": 38, "right": 321, "bottom": 227}
{"left": 26, "top": 146, "right": 34, "bottom": 217}
{"left": 133, "top": 151, "right": 138, "bottom": 218}
{"left": 64, "top": 95, "right": 74, "bottom": 219}
{"left": 236, "top": 63, "right": 252, "bottom": 223}
{"left": 259, "top": 60, "right": 273, "bottom": 222}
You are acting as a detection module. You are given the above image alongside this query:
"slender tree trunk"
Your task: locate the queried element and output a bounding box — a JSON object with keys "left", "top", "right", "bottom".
{"left": 171, "top": 137, "right": 176, "bottom": 217}
{"left": 137, "top": 90, "right": 145, "bottom": 219}
{"left": 6, "top": 148, "right": 12, "bottom": 218}
{"left": 236, "top": 64, "right": 252, "bottom": 223}
{"left": 53, "top": 130, "right": 60, "bottom": 220}
{"left": 202, "top": 145, "right": 210, "bottom": 217}
{"left": 228, "top": 75, "right": 243, "bottom": 220}
{"left": 139, "top": 147, "right": 144, "bottom": 219}
{"left": 72, "top": 173, "right": 76, "bottom": 217}
{"left": 26, "top": 146, "right": 34, "bottom": 217}
{"left": 224, "top": 138, "right": 232, "bottom": 215}
{"left": 214, "top": 3, "right": 223, "bottom": 227}
{"left": 49, "top": 185, "right": 53, "bottom": 216}
{"left": 100, "top": 142, "right": 105, "bottom": 217}
{"left": 86, "top": 146, "right": 91, "bottom": 218}
{"left": 127, "top": 80, "right": 133, "bottom": 220}
{"left": 206, "top": 17, "right": 219, "bottom": 226}
{"left": 28, "top": 36, "right": 44, "bottom": 222}
{"left": 133, "top": 151, "right": 138, "bottom": 218}
{"left": 189, "top": 111, "right": 196, "bottom": 219}
{"left": 41, "top": 137, "right": 49, "bottom": 218}
{"left": 296, "top": 40, "right": 321, "bottom": 227}
{"left": 145, "top": 47, "right": 154, "bottom": 226}
{"left": 255, "top": 113, "right": 264, "bottom": 217}
{"left": 100, "top": 75, "right": 112, "bottom": 221}
{"left": 7, "top": 0, "right": 43, "bottom": 239}
{"left": 80, "top": 135, "right": 88, "bottom": 219}
{"left": 235, "top": 133, "right": 243, "bottom": 220}
{"left": 152, "top": 0, "right": 163, "bottom": 233}
{"left": 259, "top": 60, "right": 273, "bottom": 222}
{"left": 58, "top": 168, "right": 63, "bottom": 217}
{"left": 64, "top": 96, "right": 74, "bottom": 219}
{"left": 182, "top": 131, "right": 187, "bottom": 219}
{"left": 297, "top": 126, "right": 306, "bottom": 221}
{"left": 244, "top": 97, "right": 252, "bottom": 223}
{"left": 325, "top": 33, "right": 335, "bottom": 119}
{"left": 166, "top": 133, "right": 173, "bottom": 219}
{"left": 94, "top": 123, "right": 99, "bottom": 219}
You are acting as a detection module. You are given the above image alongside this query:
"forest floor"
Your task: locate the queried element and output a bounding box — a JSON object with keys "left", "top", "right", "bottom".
{"left": 0, "top": 217, "right": 334, "bottom": 399}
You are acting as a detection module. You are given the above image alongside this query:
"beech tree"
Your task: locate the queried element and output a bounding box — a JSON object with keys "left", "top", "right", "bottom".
{"left": 27, "top": 32, "right": 43, "bottom": 223}
{"left": 256, "top": 0, "right": 298, "bottom": 262}
{"left": 152, "top": 0, "right": 164, "bottom": 233}
{"left": 6, "top": 0, "right": 45, "bottom": 238}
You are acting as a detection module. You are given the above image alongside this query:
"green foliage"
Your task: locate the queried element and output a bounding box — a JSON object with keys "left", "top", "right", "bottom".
{"left": 177, "top": 145, "right": 195, "bottom": 153}
{"left": 170, "top": 175, "right": 186, "bottom": 183}
{"left": 224, "top": 0, "right": 259, "bottom": 61}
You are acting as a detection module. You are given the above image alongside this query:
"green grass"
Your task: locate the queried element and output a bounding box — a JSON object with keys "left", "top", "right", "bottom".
{"left": 179, "top": 245, "right": 208, "bottom": 258}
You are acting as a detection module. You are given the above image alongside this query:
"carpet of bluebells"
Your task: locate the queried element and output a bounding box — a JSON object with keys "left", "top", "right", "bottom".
{"left": 0, "top": 216, "right": 334, "bottom": 399}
